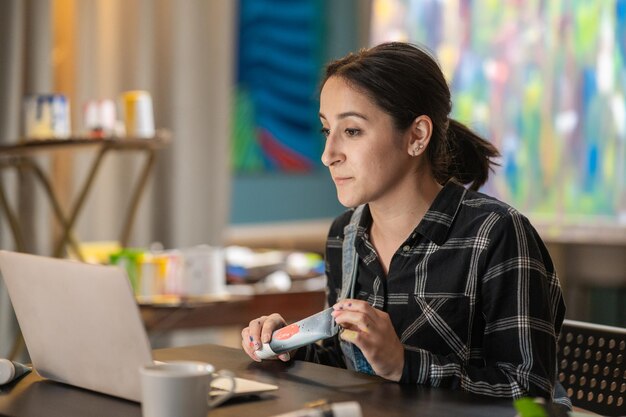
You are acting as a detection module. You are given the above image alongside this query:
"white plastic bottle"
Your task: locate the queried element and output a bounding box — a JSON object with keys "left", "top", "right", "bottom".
{"left": 272, "top": 401, "right": 362, "bottom": 417}
{"left": 0, "top": 359, "right": 31, "bottom": 385}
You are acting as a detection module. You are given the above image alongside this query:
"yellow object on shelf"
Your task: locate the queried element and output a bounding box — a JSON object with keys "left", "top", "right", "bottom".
{"left": 70, "top": 241, "right": 122, "bottom": 264}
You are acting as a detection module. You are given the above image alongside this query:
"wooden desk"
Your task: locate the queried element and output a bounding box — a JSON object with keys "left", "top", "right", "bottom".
{"left": 139, "top": 289, "right": 326, "bottom": 332}
{"left": 0, "top": 344, "right": 520, "bottom": 417}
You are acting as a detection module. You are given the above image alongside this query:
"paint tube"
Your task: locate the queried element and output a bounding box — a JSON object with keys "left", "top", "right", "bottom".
{"left": 255, "top": 307, "right": 339, "bottom": 360}
{"left": 270, "top": 401, "right": 362, "bottom": 417}
{"left": 0, "top": 359, "right": 31, "bottom": 385}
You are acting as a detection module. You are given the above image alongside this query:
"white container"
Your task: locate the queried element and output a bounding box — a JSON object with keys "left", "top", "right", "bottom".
{"left": 180, "top": 245, "right": 227, "bottom": 296}
{"left": 23, "top": 94, "right": 71, "bottom": 139}
{"left": 0, "top": 359, "right": 31, "bottom": 385}
{"left": 83, "top": 99, "right": 116, "bottom": 137}
{"left": 120, "top": 90, "right": 155, "bottom": 138}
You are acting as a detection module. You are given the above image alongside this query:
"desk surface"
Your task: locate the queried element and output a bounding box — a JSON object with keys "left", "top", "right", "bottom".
{"left": 0, "top": 344, "right": 518, "bottom": 417}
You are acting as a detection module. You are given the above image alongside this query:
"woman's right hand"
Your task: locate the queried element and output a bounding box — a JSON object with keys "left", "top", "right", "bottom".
{"left": 241, "top": 313, "right": 291, "bottom": 362}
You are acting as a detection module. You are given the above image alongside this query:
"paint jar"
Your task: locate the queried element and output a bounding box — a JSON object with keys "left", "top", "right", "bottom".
{"left": 180, "top": 245, "right": 227, "bottom": 296}
{"left": 23, "top": 94, "right": 71, "bottom": 139}
{"left": 159, "top": 251, "right": 184, "bottom": 295}
{"left": 138, "top": 253, "right": 170, "bottom": 297}
{"left": 120, "top": 90, "right": 155, "bottom": 138}
{"left": 83, "top": 99, "right": 116, "bottom": 138}
{"left": 109, "top": 249, "right": 145, "bottom": 295}
{"left": 138, "top": 254, "right": 157, "bottom": 297}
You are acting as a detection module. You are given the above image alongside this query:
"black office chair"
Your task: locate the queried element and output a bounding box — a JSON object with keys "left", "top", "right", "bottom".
{"left": 556, "top": 319, "right": 626, "bottom": 416}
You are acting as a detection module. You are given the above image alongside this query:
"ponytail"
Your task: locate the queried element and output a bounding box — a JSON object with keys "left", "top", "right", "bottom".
{"left": 431, "top": 119, "right": 500, "bottom": 191}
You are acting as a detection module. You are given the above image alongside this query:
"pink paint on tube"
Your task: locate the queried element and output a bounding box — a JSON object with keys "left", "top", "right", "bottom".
{"left": 255, "top": 307, "right": 338, "bottom": 360}
{"left": 273, "top": 323, "right": 301, "bottom": 340}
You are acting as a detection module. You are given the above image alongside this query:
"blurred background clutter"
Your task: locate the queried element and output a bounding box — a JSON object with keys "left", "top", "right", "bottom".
{"left": 0, "top": 0, "right": 624, "bottom": 361}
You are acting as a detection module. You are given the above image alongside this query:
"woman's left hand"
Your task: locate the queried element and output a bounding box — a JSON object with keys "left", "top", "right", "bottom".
{"left": 331, "top": 299, "right": 404, "bottom": 381}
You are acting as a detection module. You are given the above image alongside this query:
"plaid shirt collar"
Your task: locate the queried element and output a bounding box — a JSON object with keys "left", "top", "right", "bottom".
{"left": 357, "top": 179, "right": 468, "bottom": 247}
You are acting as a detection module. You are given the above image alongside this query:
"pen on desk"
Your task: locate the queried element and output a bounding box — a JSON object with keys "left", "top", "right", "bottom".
{"left": 271, "top": 400, "right": 362, "bottom": 417}
{"left": 0, "top": 359, "right": 31, "bottom": 385}
{"left": 255, "top": 307, "right": 339, "bottom": 360}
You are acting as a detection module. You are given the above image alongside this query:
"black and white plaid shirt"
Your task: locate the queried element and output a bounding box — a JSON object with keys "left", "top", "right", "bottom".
{"left": 296, "top": 180, "right": 566, "bottom": 400}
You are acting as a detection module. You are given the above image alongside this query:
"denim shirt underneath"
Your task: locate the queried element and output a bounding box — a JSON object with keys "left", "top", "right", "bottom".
{"left": 339, "top": 205, "right": 375, "bottom": 375}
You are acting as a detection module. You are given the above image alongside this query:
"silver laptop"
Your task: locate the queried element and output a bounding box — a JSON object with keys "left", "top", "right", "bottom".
{"left": 0, "top": 250, "right": 277, "bottom": 402}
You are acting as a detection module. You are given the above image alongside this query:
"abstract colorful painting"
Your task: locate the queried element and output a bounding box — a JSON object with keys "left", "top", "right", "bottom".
{"left": 232, "top": 0, "right": 325, "bottom": 173}
{"left": 372, "top": 0, "right": 626, "bottom": 222}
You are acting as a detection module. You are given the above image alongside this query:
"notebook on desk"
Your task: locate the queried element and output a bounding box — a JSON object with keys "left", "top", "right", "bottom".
{"left": 0, "top": 250, "right": 277, "bottom": 402}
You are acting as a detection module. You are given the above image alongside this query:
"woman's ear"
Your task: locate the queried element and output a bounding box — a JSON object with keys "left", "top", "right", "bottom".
{"left": 407, "top": 115, "right": 433, "bottom": 157}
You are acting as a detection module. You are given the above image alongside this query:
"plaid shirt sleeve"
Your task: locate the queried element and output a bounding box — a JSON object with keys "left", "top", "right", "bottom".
{"left": 401, "top": 209, "right": 565, "bottom": 400}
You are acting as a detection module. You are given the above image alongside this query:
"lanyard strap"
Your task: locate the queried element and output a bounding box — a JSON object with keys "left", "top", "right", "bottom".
{"left": 339, "top": 204, "right": 365, "bottom": 301}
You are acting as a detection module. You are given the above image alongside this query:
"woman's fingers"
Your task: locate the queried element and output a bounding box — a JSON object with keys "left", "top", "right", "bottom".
{"left": 261, "top": 313, "right": 286, "bottom": 344}
{"left": 332, "top": 299, "right": 379, "bottom": 333}
{"left": 332, "top": 309, "right": 373, "bottom": 333}
{"left": 333, "top": 299, "right": 372, "bottom": 313}
{"left": 332, "top": 301, "right": 377, "bottom": 353}
{"left": 332, "top": 299, "right": 404, "bottom": 381}
{"left": 240, "top": 327, "right": 261, "bottom": 362}
{"left": 247, "top": 316, "right": 267, "bottom": 352}
{"left": 241, "top": 313, "right": 288, "bottom": 361}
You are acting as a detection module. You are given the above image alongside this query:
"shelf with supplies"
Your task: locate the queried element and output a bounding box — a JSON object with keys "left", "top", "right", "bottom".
{"left": 126, "top": 244, "right": 327, "bottom": 333}
{"left": 0, "top": 130, "right": 171, "bottom": 258}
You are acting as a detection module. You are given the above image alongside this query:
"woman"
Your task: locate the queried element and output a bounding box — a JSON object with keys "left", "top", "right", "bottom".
{"left": 241, "top": 42, "right": 566, "bottom": 402}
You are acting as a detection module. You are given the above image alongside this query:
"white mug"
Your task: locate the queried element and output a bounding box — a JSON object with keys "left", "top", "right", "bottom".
{"left": 140, "top": 361, "right": 236, "bottom": 417}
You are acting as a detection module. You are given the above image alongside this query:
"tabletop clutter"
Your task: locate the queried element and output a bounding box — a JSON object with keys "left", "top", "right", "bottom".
{"left": 22, "top": 90, "right": 155, "bottom": 140}
{"left": 16, "top": 92, "right": 371, "bottom": 417}
{"left": 77, "top": 242, "right": 325, "bottom": 300}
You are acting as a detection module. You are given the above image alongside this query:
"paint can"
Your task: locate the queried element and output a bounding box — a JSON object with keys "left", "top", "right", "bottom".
{"left": 83, "top": 99, "right": 116, "bottom": 138}
{"left": 23, "top": 94, "right": 71, "bottom": 139}
{"left": 120, "top": 90, "right": 155, "bottom": 138}
{"left": 180, "top": 245, "right": 227, "bottom": 296}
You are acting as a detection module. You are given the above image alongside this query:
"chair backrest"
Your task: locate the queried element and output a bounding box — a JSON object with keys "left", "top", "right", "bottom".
{"left": 557, "top": 319, "right": 625, "bottom": 416}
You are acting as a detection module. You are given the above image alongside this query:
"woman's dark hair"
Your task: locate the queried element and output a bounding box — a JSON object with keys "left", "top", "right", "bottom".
{"left": 322, "top": 42, "right": 499, "bottom": 191}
